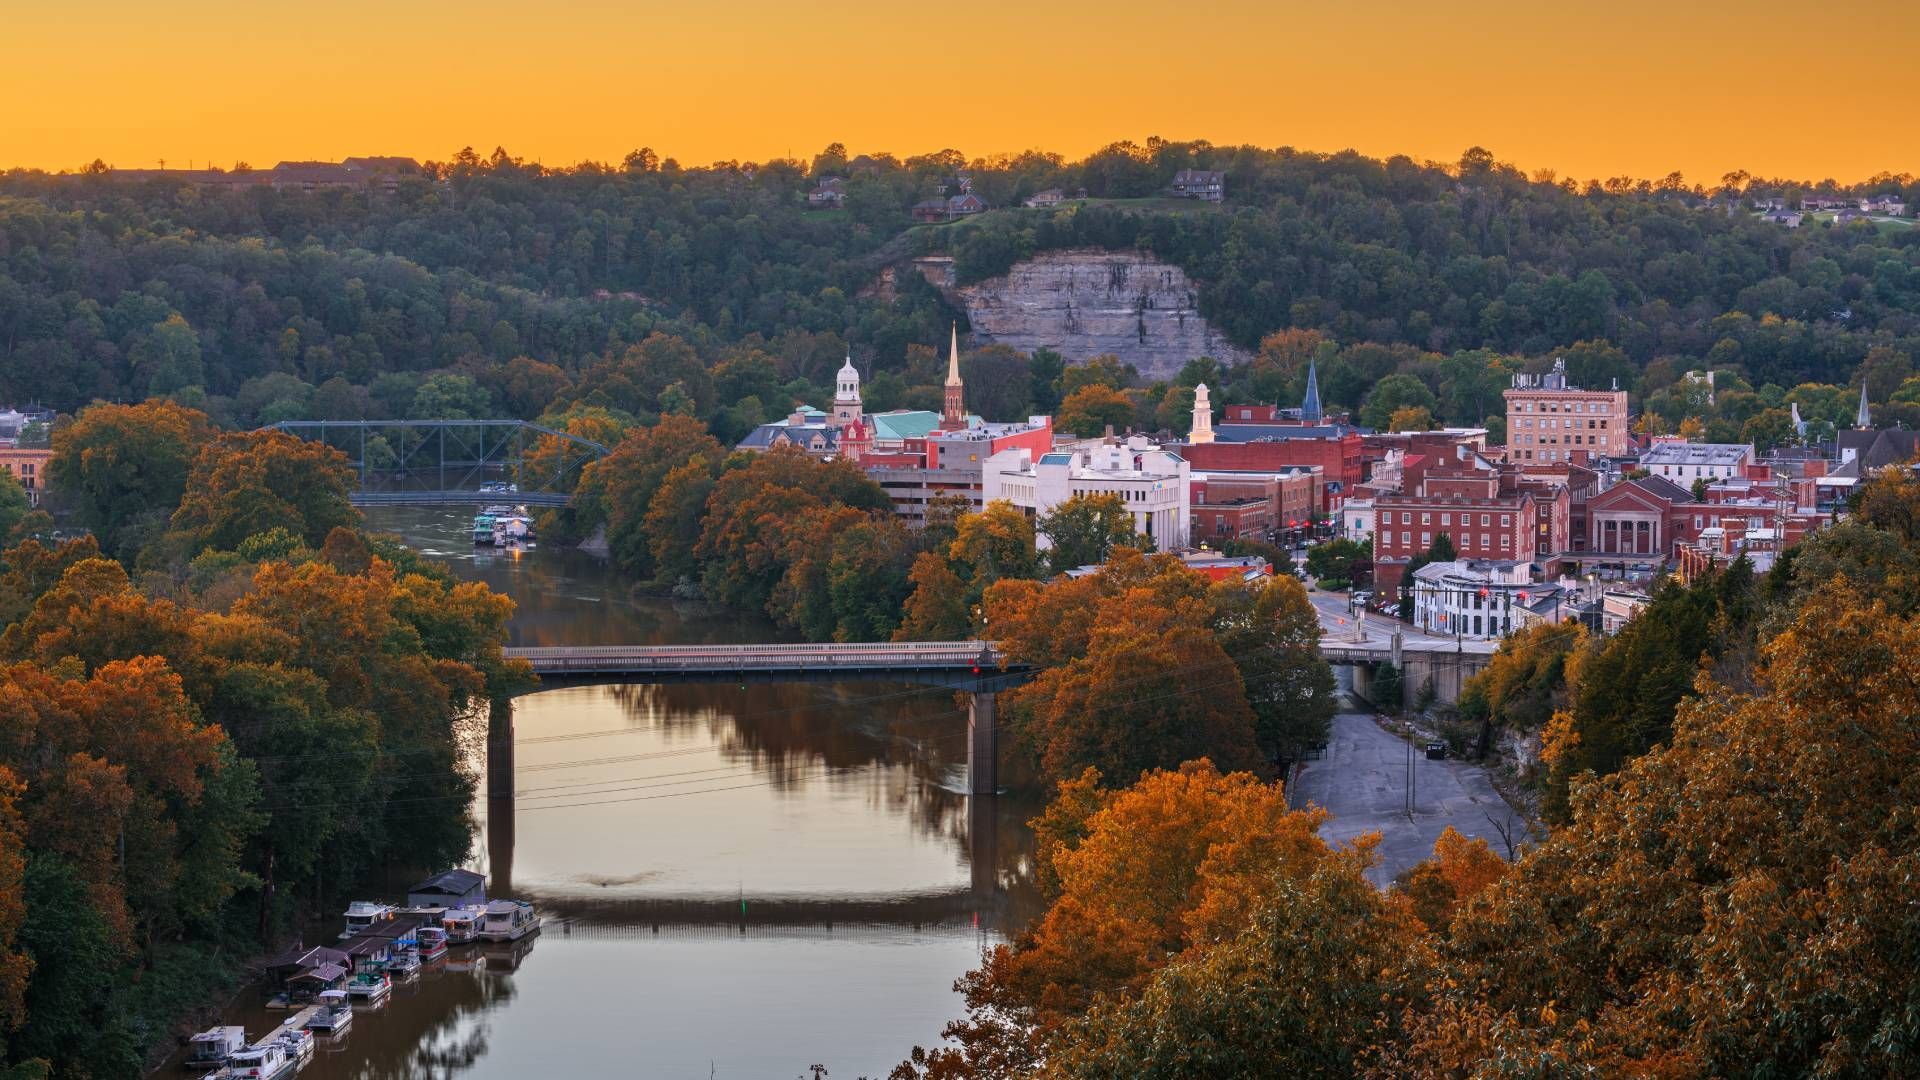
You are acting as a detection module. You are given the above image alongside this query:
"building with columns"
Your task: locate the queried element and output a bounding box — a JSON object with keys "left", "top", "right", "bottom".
{"left": 1584, "top": 476, "right": 1696, "bottom": 561}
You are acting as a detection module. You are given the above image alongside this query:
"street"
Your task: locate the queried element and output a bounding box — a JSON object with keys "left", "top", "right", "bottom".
{"left": 1289, "top": 695, "right": 1521, "bottom": 887}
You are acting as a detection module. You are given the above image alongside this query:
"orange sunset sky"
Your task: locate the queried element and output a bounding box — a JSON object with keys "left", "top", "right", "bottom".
{"left": 3, "top": 0, "right": 1914, "bottom": 183}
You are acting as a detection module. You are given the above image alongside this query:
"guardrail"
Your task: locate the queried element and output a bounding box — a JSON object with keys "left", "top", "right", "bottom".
{"left": 503, "top": 641, "right": 1004, "bottom": 673}
{"left": 352, "top": 491, "right": 572, "bottom": 507}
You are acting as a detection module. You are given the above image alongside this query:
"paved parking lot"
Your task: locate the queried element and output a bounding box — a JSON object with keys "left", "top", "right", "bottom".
{"left": 1289, "top": 700, "right": 1522, "bottom": 886}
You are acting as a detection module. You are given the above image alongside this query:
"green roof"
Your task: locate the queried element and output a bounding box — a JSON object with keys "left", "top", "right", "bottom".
{"left": 869, "top": 410, "right": 942, "bottom": 441}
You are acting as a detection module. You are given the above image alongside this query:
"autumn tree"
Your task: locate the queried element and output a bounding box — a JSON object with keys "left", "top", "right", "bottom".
{"left": 47, "top": 400, "right": 212, "bottom": 557}
{"left": 1387, "top": 404, "right": 1433, "bottom": 432}
{"left": 1207, "top": 575, "right": 1337, "bottom": 764}
{"left": 571, "top": 415, "right": 725, "bottom": 573}
{"left": 1055, "top": 384, "right": 1136, "bottom": 437}
{"left": 168, "top": 429, "right": 360, "bottom": 553}
{"left": 908, "top": 762, "right": 1350, "bottom": 1075}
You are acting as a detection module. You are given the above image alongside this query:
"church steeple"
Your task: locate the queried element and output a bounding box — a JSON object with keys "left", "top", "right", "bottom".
{"left": 832, "top": 350, "right": 863, "bottom": 426}
{"left": 1856, "top": 381, "right": 1873, "bottom": 430}
{"left": 941, "top": 323, "right": 966, "bottom": 430}
{"left": 1300, "top": 358, "right": 1323, "bottom": 424}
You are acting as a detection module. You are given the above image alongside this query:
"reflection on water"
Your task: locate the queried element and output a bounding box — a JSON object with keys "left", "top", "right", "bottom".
{"left": 167, "top": 507, "right": 1037, "bottom": 1078}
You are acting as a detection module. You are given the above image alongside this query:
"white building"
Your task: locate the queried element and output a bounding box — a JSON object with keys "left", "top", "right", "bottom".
{"left": 982, "top": 435, "right": 1191, "bottom": 550}
{"left": 1410, "top": 559, "right": 1544, "bottom": 640}
{"left": 1639, "top": 441, "right": 1754, "bottom": 484}
{"left": 1342, "top": 497, "right": 1375, "bottom": 543}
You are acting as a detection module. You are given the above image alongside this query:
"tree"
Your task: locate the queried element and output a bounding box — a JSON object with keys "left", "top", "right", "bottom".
{"left": 1038, "top": 493, "right": 1140, "bottom": 574}
{"left": 47, "top": 400, "right": 212, "bottom": 558}
{"left": 913, "top": 762, "right": 1350, "bottom": 1075}
{"left": 1360, "top": 373, "right": 1438, "bottom": 430}
{"left": 130, "top": 313, "right": 205, "bottom": 398}
{"left": 1387, "top": 404, "right": 1433, "bottom": 432}
{"left": 1055, "top": 384, "right": 1136, "bottom": 437}
{"left": 894, "top": 552, "right": 971, "bottom": 641}
{"left": 0, "top": 472, "right": 28, "bottom": 541}
{"left": 169, "top": 430, "right": 360, "bottom": 553}
{"left": 1304, "top": 538, "right": 1369, "bottom": 586}
{"left": 572, "top": 415, "right": 725, "bottom": 574}
{"left": 409, "top": 372, "right": 492, "bottom": 418}
{"left": 1208, "top": 576, "right": 1337, "bottom": 764}
{"left": 1371, "top": 660, "right": 1403, "bottom": 711}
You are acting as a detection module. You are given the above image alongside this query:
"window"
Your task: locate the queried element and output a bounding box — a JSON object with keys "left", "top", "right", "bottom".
{"left": 1421, "top": 532, "right": 1431, "bottom": 546}
{"left": 1499, "top": 516, "right": 1511, "bottom": 527}
{"left": 1500, "top": 535, "right": 1511, "bottom": 549}
{"left": 1441, "top": 513, "right": 1451, "bottom": 526}
{"left": 1401, "top": 531, "right": 1411, "bottom": 545}
{"left": 1479, "top": 514, "right": 1490, "bottom": 526}
{"left": 1481, "top": 533, "right": 1490, "bottom": 548}
{"left": 1421, "top": 513, "right": 1431, "bottom": 525}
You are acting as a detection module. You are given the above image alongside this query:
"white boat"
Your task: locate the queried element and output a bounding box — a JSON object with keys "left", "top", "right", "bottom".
{"left": 305, "top": 990, "right": 352, "bottom": 1034}
{"left": 185, "top": 1025, "right": 246, "bottom": 1070}
{"left": 270, "top": 1022, "right": 314, "bottom": 1068}
{"left": 415, "top": 925, "right": 450, "bottom": 960}
{"left": 440, "top": 907, "right": 482, "bottom": 945}
{"left": 477, "top": 899, "right": 541, "bottom": 942}
{"left": 344, "top": 971, "right": 390, "bottom": 1003}
{"left": 492, "top": 506, "right": 535, "bottom": 546}
{"left": 217, "top": 1041, "right": 292, "bottom": 1080}
{"left": 339, "top": 901, "right": 395, "bottom": 940}
{"left": 388, "top": 947, "right": 421, "bottom": 976}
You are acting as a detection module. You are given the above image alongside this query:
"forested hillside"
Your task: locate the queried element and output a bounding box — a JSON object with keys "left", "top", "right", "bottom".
{"left": 3, "top": 142, "right": 1916, "bottom": 446}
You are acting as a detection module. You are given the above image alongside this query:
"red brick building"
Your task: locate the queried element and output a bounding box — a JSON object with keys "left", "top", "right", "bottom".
{"left": 1188, "top": 469, "right": 1321, "bottom": 544}
{"left": 1180, "top": 436, "right": 1362, "bottom": 514}
{"left": 1372, "top": 493, "right": 1537, "bottom": 595}
{"left": 1584, "top": 477, "right": 1697, "bottom": 562}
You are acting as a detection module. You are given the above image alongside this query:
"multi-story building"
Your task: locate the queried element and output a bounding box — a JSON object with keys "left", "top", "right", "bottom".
{"left": 1583, "top": 476, "right": 1697, "bottom": 564}
{"left": 1187, "top": 467, "right": 1321, "bottom": 545}
{"left": 1410, "top": 559, "right": 1570, "bottom": 640}
{"left": 0, "top": 445, "right": 50, "bottom": 506}
{"left": 1504, "top": 357, "right": 1631, "bottom": 462}
{"left": 1639, "top": 439, "right": 1755, "bottom": 484}
{"left": 1372, "top": 493, "right": 1537, "bottom": 566}
{"left": 983, "top": 436, "right": 1191, "bottom": 550}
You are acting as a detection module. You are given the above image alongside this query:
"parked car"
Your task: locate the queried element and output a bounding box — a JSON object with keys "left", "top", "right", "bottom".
{"left": 1425, "top": 742, "right": 1448, "bottom": 760}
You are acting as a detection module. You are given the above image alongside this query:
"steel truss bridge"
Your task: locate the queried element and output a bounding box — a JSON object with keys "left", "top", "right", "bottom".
{"left": 266, "top": 419, "right": 611, "bottom": 506}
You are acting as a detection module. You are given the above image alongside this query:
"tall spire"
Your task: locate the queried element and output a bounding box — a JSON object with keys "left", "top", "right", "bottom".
{"left": 1300, "top": 358, "right": 1323, "bottom": 424}
{"left": 946, "top": 323, "right": 963, "bottom": 387}
{"left": 1857, "top": 382, "right": 1873, "bottom": 430}
{"left": 941, "top": 323, "right": 966, "bottom": 430}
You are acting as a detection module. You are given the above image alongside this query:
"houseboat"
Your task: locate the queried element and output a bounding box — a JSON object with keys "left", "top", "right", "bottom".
{"left": 441, "top": 906, "right": 482, "bottom": 944}
{"left": 339, "top": 901, "right": 395, "bottom": 940}
{"left": 388, "top": 941, "right": 422, "bottom": 976}
{"left": 492, "top": 506, "right": 534, "bottom": 546}
{"left": 344, "top": 970, "right": 391, "bottom": 1004}
{"left": 185, "top": 1026, "right": 246, "bottom": 1070}
{"left": 305, "top": 990, "right": 352, "bottom": 1035}
{"left": 216, "top": 1041, "right": 293, "bottom": 1080}
{"left": 470, "top": 512, "right": 497, "bottom": 544}
{"left": 477, "top": 899, "right": 541, "bottom": 942}
{"left": 415, "top": 925, "right": 450, "bottom": 961}
{"left": 270, "top": 1022, "right": 314, "bottom": 1069}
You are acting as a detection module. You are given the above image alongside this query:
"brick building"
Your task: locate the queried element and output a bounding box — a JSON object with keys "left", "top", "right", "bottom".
{"left": 1188, "top": 468, "right": 1321, "bottom": 545}
{"left": 0, "top": 446, "right": 50, "bottom": 506}
{"left": 1584, "top": 476, "right": 1697, "bottom": 562}
{"left": 1504, "top": 357, "right": 1631, "bottom": 462}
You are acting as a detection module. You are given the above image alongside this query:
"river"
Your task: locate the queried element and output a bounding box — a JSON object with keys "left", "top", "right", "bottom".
{"left": 179, "top": 507, "right": 1041, "bottom": 1079}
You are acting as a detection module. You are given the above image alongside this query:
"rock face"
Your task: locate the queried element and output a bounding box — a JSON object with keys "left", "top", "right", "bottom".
{"left": 933, "top": 250, "right": 1248, "bottom": 381}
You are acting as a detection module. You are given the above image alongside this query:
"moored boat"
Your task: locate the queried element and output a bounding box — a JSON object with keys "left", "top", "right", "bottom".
{"left": 477, "top": 899, "right": 541, "bottom": 942}
{"left": 344, "top": 970, "right": 391, "bottom": 1003}
{"left": 305, "top": 989, "right": 353, "bottom": 1034}
{"left": 215, "top": 1041, "right": 292, "bottom": 1080}
{"left": 270, "top": 1022, "right": 314, "bottom": 1068}
{"left": 185, "top": 1025, "right": 246, "bottom": 1070}
{"left": 470, "top": 513, "right": 497, "bottom": 544}
{"left": 441, "top": 906, "right": 481, "bottom": 944}
{"left": 339, "top": 901, "right": 394, "bottom": 940}
{"left": 415, "top": 925, "right": 450, "bottom": 960}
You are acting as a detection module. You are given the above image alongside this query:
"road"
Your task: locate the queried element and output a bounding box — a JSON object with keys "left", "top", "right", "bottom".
{"left": 1289, "top": 695, "right": 1521, "bottom": 887}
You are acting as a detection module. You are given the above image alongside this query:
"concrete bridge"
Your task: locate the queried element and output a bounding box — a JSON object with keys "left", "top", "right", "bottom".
{"left": 1317, "top": 625, "right": 1498, "bottom": 708}
{"left": 491, "top": 642, "right": 1027, "bottom": 801}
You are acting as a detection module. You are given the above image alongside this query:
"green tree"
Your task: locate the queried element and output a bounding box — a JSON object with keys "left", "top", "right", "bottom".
{"left": 1360, "top": 373, "right": 1439, "bottom": 430}
{"left": 1208, "top": 576, "right": 1337, "bottom": 763}
{"left": 1039, "top": 493, "right": 1140, "bottom": 574}
{"left": 47, "top": 400, "right": 212, "bottom": 558}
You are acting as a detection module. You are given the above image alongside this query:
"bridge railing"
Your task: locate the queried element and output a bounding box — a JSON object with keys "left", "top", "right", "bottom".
{"left": 503, "top": 641, "right": 1002, "bottom": 671}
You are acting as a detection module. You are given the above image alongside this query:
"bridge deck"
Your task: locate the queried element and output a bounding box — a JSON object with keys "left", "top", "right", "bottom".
{"left": 505, "top": 640, "right": 1003, "bottom": 677}
{"left": 353, "top": 490, "right": 571, "bottom": 507}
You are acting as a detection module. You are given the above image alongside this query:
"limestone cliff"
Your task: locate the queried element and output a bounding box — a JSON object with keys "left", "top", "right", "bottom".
{"left": 925, "top": 251, "right": 1248, "bottom": 381}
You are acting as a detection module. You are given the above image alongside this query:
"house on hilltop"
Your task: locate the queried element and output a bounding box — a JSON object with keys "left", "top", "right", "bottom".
{"left": 1169, "top": 169, "right": 1225, "bottom": 202}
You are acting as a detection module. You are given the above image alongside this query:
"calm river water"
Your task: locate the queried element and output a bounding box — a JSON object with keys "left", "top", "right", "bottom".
{"left": 184, "top": 507, "right": 1040, "bottom": 1079}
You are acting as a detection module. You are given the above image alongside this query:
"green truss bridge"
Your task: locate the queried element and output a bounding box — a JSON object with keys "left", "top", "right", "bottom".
{"left": 266, "top": 419, "right": 611, "bottom": 506}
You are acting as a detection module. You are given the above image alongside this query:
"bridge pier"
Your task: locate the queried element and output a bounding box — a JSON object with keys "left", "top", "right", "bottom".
{"left": 968, "top": 691, "right": 996, "bottom": 796}
{"left": 486, "top": 695, "right": 515, "bottom": 895}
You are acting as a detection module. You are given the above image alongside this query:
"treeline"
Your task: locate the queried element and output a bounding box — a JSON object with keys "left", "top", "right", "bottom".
{"left": 0, "top": 400, "right": 524, "bottom": 1077}
{"left": 892, "top": 466, "right": 1920, "bottom": 1077}
{"left": 3, "top": 142, "right": 1916, "bottom": 442}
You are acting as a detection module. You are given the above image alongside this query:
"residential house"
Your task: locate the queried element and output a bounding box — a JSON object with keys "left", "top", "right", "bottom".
{"left": 1169, "top": 169, "right": 1225, "bottom": 202}
{"left": 1022, "top": 188, "right": 1065, "bottom": 208}
{"left": 807, "top": 177, "right": 847, "bottom": 208}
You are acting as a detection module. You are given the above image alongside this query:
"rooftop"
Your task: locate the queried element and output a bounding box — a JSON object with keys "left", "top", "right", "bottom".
{"left": 1640, "top": 442, "right": 1753, "bottom": 466}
